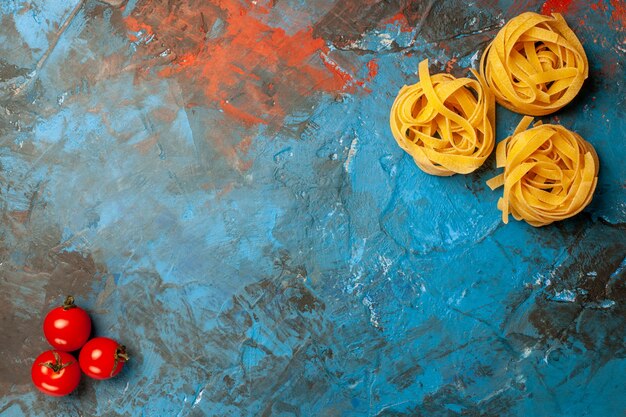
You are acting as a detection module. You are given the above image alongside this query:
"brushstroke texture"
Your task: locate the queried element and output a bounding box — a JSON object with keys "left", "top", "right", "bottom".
{"left": 0, "top": 0, "right": 624, "bottom": 416}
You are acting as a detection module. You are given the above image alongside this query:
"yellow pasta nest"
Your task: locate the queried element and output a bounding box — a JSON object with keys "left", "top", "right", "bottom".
{"left": 480, "top": 12, "right": 588, "bottom": 116}
{"left": 389, "top": 59, "right": 495, "bottom": 176}
{"left": 487, "top": 117, "right": 599, "bottom": 227}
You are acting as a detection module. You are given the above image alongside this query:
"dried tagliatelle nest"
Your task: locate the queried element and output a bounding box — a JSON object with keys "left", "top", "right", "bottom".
{"left": 389, "top": 59, "right": 495, "bottom": 176}
{"left": 487, "top": 117, "right": 599, "bottom": 227}
{"left": 480, "top": 12, "right": 588, "bottom": 116}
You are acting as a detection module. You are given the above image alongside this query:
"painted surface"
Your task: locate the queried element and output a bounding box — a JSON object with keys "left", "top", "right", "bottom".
{"left": 0, "top": 0, "right": 625, "bottom": 415}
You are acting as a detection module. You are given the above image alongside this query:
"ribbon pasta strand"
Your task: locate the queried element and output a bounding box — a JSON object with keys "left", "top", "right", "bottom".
{"left": 480, "top": 12, "right": 588, "bottom": 116}
{"left": 487, "top": 117, "right": 599, "bottom": 227}
{"left": 390, "top": 59, "right": 495, "bottom": 176}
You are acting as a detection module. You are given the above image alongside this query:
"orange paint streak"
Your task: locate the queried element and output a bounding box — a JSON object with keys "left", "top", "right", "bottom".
{"left": 221, "top": 101, "right": 268, "bottom": 125}
{"left": 122, "top": 0, "right": 373, "bottom": 173}
{"left": 320, "top": 53, "right": 363, "bottom": 88}
{"left": 124, "top": 0, "right": 364, "bottom": 128}
{"left": 383, "top": 12, "right": 406, "bottom": 25}
{"left": 158, "top": 52, "right": 199, "bottom": 77}
{"left": 367, "top": 60, "right": 379, "bottom": 79}
{"left": 177, "top": 53, "right": 198, "bottom": 68}
{"left": 382, "top": 12, "right": 412, "bottom": 32}
{"left": 124, "top": 16, "right": 153, "bottom": 35}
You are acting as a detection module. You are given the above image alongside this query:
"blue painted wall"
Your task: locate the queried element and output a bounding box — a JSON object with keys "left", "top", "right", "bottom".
{"left": 0, "top": 0, "right": 624, "bottom": 416}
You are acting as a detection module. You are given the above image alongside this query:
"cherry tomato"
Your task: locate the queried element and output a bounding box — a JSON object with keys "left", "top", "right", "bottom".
{"left": 43, "top": 295, "right": 91, "bottom": 352}
{"left": 79, "top": 337, "right": 129, "bottom": 380}
{"left": 31, "top": 350, "right": 81, "bottom": 396}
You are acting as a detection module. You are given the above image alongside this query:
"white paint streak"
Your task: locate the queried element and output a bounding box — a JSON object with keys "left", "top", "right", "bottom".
{"left": 343, "top": 133, "right": 359, "bottom": 173}
{"left": 377, "top": 32, "right": 393, "bottom": 48}
{"left": 193, "top": 387, "right": 205, "bottom": 407}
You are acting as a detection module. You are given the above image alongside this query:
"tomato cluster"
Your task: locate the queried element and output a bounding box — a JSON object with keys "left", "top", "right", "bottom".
{"left": 31, "top": 296, "right": 129, "bottom": 396}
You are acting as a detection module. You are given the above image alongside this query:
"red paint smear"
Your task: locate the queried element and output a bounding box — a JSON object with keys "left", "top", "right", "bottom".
{"left": 124, "top": 15, "right": 154, "bottom": 42}
{"left": 321, "top": 53, "right": 363, "bottom": 88}
{"left": 124, "top": 0, "right": 365, "bottom": 128}
{"left": 367, "top": 60, "right": 379, "bottom": 79}
{"left": 541, "top": 0, "right": 574, "bottom": 14}
{"left": 124, "top": 16, "right": 153, "bottom": 34}
{"left": 610, "top": 0, "right": 626, "bottom": 27}
{"left": 176, "top": 53, "right": 197, "bottom": 69}
{"left": 591, "top": 0, "right": 608, "bottom": 11}
{"left": 221, "top": 101, "right": 268, "bottom": 125}
{"left": 590, "top": 0, "right": 626, "bottom": 29}
{"left": 383, "top": 12, "right": 405, "bottom": 25}
{"left": 382, "top": 12, "right": 413, "bottom": 32}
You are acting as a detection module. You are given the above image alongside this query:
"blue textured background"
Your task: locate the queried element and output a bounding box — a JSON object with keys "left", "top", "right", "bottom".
{"left": 1, "top": 0, "right": 625, "bottom": 416}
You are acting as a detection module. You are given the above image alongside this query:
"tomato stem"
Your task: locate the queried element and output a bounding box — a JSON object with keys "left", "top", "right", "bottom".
{"left": 115, "top": 345, "right": 129, "bottom": 362}
{"left": 62, "top": 295, "right": 76, "bottom": 310}
{"left": 110, "top": 345, "right": 129, "bottom": 376}
{"left": 40, "top": 351, "right": 74, "bottom": 373}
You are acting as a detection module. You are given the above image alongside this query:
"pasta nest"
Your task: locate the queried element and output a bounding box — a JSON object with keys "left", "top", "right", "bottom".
{"left": 480, "top": 12, "right": 588, "bottom": 116}
{"left": 390, "top": 59, "right": 495, "bottom": 176}
{"left": 487, "top": 117, "right": 599, "bottom": 227}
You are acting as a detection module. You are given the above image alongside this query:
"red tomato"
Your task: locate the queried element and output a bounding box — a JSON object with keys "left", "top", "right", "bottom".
{"left": 79, "top": 337, "right": 129, "bottom": 380}
{"left": 31, "top": 350, "right": 81, "bottom": 396}
{"left": 43, "top": 295, "right": 91, "bottom": 352}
